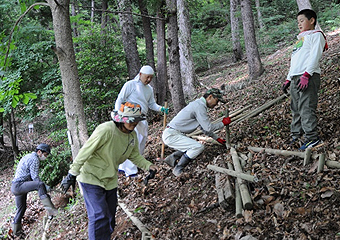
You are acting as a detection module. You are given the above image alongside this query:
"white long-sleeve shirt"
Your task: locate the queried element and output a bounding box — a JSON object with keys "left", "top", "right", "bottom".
{"left": 115, "top": 77, "right": 161, "bottom": 116}
{"left": 286, "top": 30, "right": 326, "bottom": 80}
{"left": 168, "top": 97, "right": 224, "bottom": 139}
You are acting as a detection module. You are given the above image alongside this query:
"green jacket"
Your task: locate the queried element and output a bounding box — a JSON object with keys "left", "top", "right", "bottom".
{"left": 69, "top": 121, "right": 152, "bottom": 190}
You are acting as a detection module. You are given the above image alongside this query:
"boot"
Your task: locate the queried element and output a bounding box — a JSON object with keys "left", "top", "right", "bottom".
{"left": 41, "top": 196, "right": 58, "bottom": 217}
{"left": 11, "top": 223, "right": 22, "bottom": 236}
{"left": 173, "top": 154, "right": 191, "bottom": 177}
{"left": 163, "top": 151, "right": 184, "bottom": 167}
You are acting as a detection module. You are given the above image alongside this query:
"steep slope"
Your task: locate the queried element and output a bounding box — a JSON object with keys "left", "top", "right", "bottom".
{"left": 1, "top": 30, "right": 339, "bottom": 240}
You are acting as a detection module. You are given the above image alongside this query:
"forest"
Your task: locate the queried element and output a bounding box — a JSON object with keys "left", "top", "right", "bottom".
{"left": 0, "top": 0, "right": 340, "bottom": 239}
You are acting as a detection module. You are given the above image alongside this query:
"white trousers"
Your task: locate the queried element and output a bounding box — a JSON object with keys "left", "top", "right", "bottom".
{"left": 162, "top": 127, "right": 204, "bottom": 159}
{"left": 118, "top": 120, "right": 148, "bottom": 176}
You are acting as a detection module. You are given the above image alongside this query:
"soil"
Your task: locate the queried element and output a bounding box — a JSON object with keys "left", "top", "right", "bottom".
{"left": 1, "top": 30, "right": 340, "bottom": 240}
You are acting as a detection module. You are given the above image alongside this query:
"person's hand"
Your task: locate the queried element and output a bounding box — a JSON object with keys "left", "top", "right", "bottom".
{"left": 160, "top": 106, "right": 169, "bottom": 114}
{"left": 297, "top": 72, "right": 311, "bottom": 92}
{"left": 216, "top": 138, "right": 226, "bottom": 145}
{"left": 222, "top": 117, "right": 231, "bottom": 126}
{"left": 282, "top": 80, "right": 291, "bottom": 94}
{"left": 149, "top": 164, "right": 158, "bottom": 172}
{"left": 61, "top": 173, "right": 76, "bottom": 194}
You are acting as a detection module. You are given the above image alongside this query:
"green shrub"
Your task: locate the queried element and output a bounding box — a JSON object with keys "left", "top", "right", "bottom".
{"left": 39, "top": 144, "right": 72, "bottom": 188}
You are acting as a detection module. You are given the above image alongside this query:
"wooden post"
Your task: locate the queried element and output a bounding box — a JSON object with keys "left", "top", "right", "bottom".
{"left": 207, "top": 164, "right": 258, "bottom": 182}
{"left": 225, "top": 109, "right": 231, "bottom": 149}
{"left": 228, "top": 162, "right": 243, "bottom": 218}
{"left": 317, "top": 153, "right": 326, "bottom": 173}
{"left": 325, "top": 160, "right": 340, "bottom": 169}
{"left": 231, "top": 147, "right": 253, "bottom": 210}
{"left": 118, "top": 200, "right": 154, "bottom": 239}
{"left": 303, "top": 148, "right": 312, "bottom": 166}
{"left": 248, "top": 146, "right": 305, "bottom": 158}
{"left": 160, "top": 102, "right": 168, "bottom": 160}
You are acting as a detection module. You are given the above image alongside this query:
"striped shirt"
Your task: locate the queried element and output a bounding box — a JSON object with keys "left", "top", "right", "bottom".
{"left": 12, "top": 152, "right": 41, "bottom": 183}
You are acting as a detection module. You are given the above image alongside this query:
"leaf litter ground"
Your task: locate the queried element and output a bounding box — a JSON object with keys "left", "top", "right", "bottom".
{"left": 1, "top": 30, "right": 340, "bottom": 240}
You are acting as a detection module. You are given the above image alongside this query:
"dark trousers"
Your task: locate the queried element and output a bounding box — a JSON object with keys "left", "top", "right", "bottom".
{"left": 11, "top": 181, "right": 48, "bottom": 224}
{"left": 80, "top": 182, "right": 118, "bottom": 240}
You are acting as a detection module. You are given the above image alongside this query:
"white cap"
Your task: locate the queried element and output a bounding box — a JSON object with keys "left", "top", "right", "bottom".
{"left": 140, "top": 65, "right": 154, "bottom": 75}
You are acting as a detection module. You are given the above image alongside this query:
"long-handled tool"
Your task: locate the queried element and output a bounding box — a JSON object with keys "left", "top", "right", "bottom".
{"left": 160, "top": 101, "right": 168, "bottom": 160}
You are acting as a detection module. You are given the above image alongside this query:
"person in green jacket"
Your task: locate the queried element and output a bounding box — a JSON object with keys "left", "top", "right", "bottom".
{"left": 61, "top": 102, "right": 158, "bottom": 240}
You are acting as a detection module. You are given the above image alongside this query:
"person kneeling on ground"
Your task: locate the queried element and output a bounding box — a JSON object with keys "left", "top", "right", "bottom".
{"left": 162, "top": 88, "right": 231, "bottom": 177}
{"left": 11, "top": 143, "right": 57, "bottom": 236}
{"left": 61, "top": 102, "right": 158, "bottom": 240}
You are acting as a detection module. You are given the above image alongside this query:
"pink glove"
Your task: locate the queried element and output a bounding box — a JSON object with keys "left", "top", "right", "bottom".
{"left": 222, "top": 117, "right": 231, "bottom": 126}
{"left": 216, "top": 138, "right": 226, "bottom": 145}
{"left": 282, "top": 80, "right": 291, "bottom": 94}
{"left": 297, "top": 72, "right": 311, "bottom": 92}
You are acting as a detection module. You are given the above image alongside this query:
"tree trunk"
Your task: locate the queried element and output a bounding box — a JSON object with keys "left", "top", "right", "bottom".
{"left": 296, "top": 0, "right": 321, "bottom": 30}
{"left": 240, "top": 0, "right": 264, "bottom": 80}
{"left": 47, "top": 0, "right": 88, "bottom": 159}
{"left": 0, "top": 113, "right": 4, "bottom": 148}
{"left": 9, "top": 108, "right": 19, "bottom": 157}
{"left": 255, "top": 0, "right": 265, "bottom": 29}
{"left": 165, "top": 0, "right": 186, "bottom": 113}
{"left": 230, "top": 0, "right": 243, "bottom": 62}
{"left": 137, "top": 0, "right": 155, "bottom": 70}
{"left": 118, "top": 0, "right": 141, "bottom": 79}
{"left": 137, "top": 0, "right": 157, "bottom": 92}
{"left": 177, "top": 0, "right": 196, "bottom": 99}
{"left": 71, "top": 0, "right": 79, "bottom": 38}
{"left": 155, "top": 3, "right": 168, "bottom": 105}
{"left": 91, "top": 0, "right": 95, "bottom": 23}
{"left": 101, "top": 0, "right": 109, "bottom": 33}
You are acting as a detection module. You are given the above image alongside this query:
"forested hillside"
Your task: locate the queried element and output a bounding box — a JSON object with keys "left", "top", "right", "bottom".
{"left": 0, "top": 0, "right": 340, "bottom": 239}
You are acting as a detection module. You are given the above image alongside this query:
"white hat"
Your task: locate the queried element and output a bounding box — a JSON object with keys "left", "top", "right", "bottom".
{"left": 140, "top": 65, "right": 154, "bottom": 75}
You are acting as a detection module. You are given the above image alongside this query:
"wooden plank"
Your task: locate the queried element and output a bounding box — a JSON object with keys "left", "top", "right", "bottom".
{"left": 118, "top": 200, "right": 154, "bottom": 240}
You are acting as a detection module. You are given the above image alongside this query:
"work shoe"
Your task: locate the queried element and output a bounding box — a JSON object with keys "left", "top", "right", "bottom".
{"left": 299, "top": 138, "right": 322, "bottom": 150}
{"left": 41, "top": 196, "right": 58, "bottom": 217}
{"left": 163, "top": 151, "right": 184, "bottom": 167}
{"left": 11, "top": 223, "right": 22, "bottom": 236}
{"left": 173, "top": 154, "right": 191, "bottom": 177}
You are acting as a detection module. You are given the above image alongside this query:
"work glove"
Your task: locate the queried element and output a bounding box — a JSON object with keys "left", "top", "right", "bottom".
{"left": 216, "top": 138, "right": 226, "bottom": 145}
{"left": 44, "top": 183, "right": 51, "bottom": 193}
{"left": 222, "top": 117, "right": 231, "bottom": 126}
{"left": 160, "top": 106, "right": 169, "bottom": 114}
{"left": 282, "top": 80, "right": 291, "bottom": 94}
{"left": 61, "top": 173, "right": 76, "bottom": 194}
{"left": 144, "top": 169, "right": 157, "bottom": 186}
{"left": 297, "top": 72, "right": 311, "bottom": 92}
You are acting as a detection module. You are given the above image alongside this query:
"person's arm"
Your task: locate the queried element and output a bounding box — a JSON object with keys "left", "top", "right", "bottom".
{"left": 115, "top": 82, "right": 131, "bottom": 110}
{"left": 195, "top": 105, "right": 224, "bottom": 133}
{"left": 30, "top": 158, "right": 41, "bottom": 182}
{"left": 128, "top": 141, "right": 153, "bottom": 171}
{"left": 147, "top": 86, "right": 162, "bottom": 112}
{"left": 305, "top": 32, "right": 325, "bottom": 75}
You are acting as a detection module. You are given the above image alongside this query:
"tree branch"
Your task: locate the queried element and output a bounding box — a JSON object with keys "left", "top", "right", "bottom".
{"left": 2, "top": 2, "right": 50, "bottom": 77}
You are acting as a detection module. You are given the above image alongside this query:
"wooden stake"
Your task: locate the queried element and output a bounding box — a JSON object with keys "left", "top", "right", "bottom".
{"left": 225, "top": 109, "right": 231, "bottom": 149}
{"left": 118, "top": 200, "right": 154, "bottom": 239}
{"left": 160, "top": 102, "right": 168, "bottom": 160}
{"left": 227, "top": 162, "right": 243, "bottom": 218}
{"left": 207, "top": 164, "right": 258, "bottom": 182}
{"left": 317, "top": 153, "right": 326, "bottom": 173}
{"left": 303, "top": 148, "right": 312, "bottom": 166}
{"left": 325, "top": 160, "right": 340, "bottom": 169}
{"left": 231, "top": 147, "right": 253, "bottom": 210}
{"left": 248, "top": 146, "right": 305, "bottom": 158}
